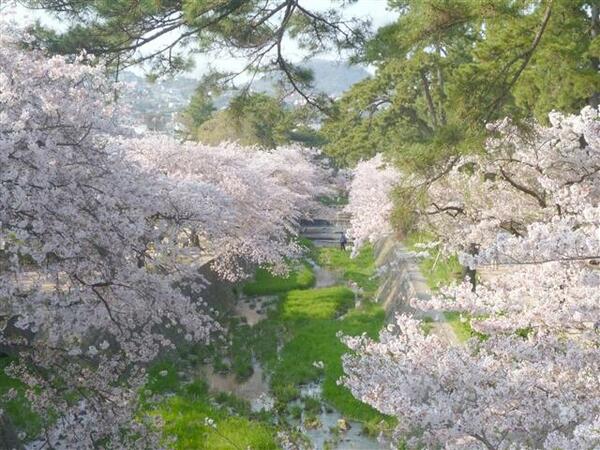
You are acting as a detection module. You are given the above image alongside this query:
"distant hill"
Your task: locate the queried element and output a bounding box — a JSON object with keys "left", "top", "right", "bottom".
{"left": 118, "top": 59, "right": 370, "bottom": 131}
{"left": 251, "top": 59, "right": 370, "bottom": 98}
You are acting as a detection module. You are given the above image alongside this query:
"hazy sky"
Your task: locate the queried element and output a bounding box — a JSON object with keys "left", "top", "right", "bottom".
{"left": 6, "top": 0, "right": 398, "bottom": 78}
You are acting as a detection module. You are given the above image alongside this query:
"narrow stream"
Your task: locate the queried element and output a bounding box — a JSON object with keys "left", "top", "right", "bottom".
{"left": 298, "top": 383, "right": 382, "bottom": 450}
{"left": 205, "top": 261, "right": 384, "bottom": 449}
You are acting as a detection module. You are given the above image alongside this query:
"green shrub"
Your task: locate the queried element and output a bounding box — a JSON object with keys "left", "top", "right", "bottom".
{"left": 184, "top": 379, "right": 209, "bottom": 399}
{"left": 272, "top": 383, "right": 300, "bottom": 404}
{"left": 157, "top": 395, "right": 278, "bottom": 450}
{"left": 144, "top": 360, "right": 181, "bottom": 396}
{"left": 302, "top": 396, "right": 322, "bottom": 415}
{"left": 213, "top": 392, "right": 252, "bottom": 416}
{"left": 289, "top": 404, "right": 303, "bottom": 420}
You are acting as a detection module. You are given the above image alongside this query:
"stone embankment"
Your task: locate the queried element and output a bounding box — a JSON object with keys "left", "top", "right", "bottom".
{"left": 373, "top": 236, "right": 459, "bottom": 344}
{"left": 302, "top": 206, "right": 458, "bottom": 344}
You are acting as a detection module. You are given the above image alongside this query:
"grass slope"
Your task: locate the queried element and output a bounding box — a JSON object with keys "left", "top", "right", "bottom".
{"left": 404, "top": 232, "right": 463, "bottom": 291}
{"left": 0, "top": 356, "right": 43, "bottom": 442}
{"left": 404, "top": 233, "right": 485, "bottom": 343}
{"left": 242, "top": 264, "right": 315, "bottom": 296}
{"left": 316, "top": 246, "right": 379, "bottom": 299}
{"left": 142, "top": 363, "right": 277, "bottom": 450}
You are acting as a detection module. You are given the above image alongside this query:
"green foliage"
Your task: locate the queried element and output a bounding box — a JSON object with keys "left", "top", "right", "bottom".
{"left": 155, "top": 395, "right": 277, "bottom": 450}
{"left": 242, "top": 264, "right": 316, "bottom": 296}
{"left": 213, "top": 391, "right": 252, "bottom": 417}
{"left": 289, "top": 404, "right": 303, "bottom": 419}
{"left": 189, "top": 91, "right": 324, "bottom": 148}
{"left": 141, "top": 364, "right": 278, "bottom": 449}
{"left": 0, "top": 356, "right": 43, "bottom": 442}
{"left": 322, "top": 0, "right": 600, "bottom": 168}
{"left": 420, "top": 316, "right": 435, "bottom": 334}
{"left": 317, "top": 194, "right": 349, "bottom": 206}
{"left": 302, "top": 396, "right": 322, "bottom": 415}
{"left": 196, "top": 93, "right": 287, "bottom": 148}
{"left": 319, "top": 303, "right": 391, "bottom": 422}
{"left": 246, "top": 318, "right": 281, "bottom": 370}
{"left": 23, "top": 0, "right": 369, "bottom": 84}
{"left": 179, "top": 77, "right": 220, "bottom": 134}
{"left": 272, "top": 383, "right": 300, "bottom": 405}
{"left": 295, "top": 235, "right": 316, "bottom": 253}
{"left": 229, "top": 324, "right": 254, "bottom": 381}
{"left": 145, "top": 360, "right": 181, "bottom": 395}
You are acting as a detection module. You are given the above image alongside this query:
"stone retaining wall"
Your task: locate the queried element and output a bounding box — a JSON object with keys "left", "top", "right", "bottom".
{"left": 372, "top": 236, "right": 431, "bottom": 321}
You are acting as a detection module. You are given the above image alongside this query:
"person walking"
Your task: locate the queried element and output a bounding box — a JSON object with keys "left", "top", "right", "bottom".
{"left": 339, "top": 231, "right": 347, "bottom": 251}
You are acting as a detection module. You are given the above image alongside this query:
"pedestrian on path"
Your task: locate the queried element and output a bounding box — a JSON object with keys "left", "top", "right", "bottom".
{"left": 339, "top": 231, "right": 347, "bottom": 251}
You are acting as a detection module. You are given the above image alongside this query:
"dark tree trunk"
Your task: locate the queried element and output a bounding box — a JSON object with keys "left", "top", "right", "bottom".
{"left": 464, "top": 242, "right": 479, "bottom": 292}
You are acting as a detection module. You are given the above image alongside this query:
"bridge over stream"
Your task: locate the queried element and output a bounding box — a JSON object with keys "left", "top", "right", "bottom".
{"left": 299, "top": 208, "right": 351, "bottom": 247}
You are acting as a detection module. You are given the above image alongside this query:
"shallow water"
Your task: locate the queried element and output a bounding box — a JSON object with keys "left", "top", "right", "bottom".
{"left": 298, "top": 383, "right": 384, "bottom": 449}
{"left": 234, "top": 294, "right": 278, "bottom": 325}
{"left": 309, "top": 260, "right": 339, "bottom": 288}
{"left": 222, "top": 262, "right": 385, "bottom": 449}
{"left": 204, "top": 362, "right": 274, "bottom": 412}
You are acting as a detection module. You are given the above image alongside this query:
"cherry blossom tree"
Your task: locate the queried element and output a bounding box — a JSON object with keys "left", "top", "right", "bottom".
{"left": 0, "top": 28, "right": 328, "bottom": 448}
{"left": 343, "top": 315, "right": 600, "bottom": 450}
{"left": 127, "top": 137, "right": 330, "bottom": 280}
{"left": 422, "top": 106, "right": 600, "bottom": 254}
{"left": 342, "top": 108, "right": 600, "bottom": 449}
{"left": 345, "top": 154, "right": 402, "bottom": 253}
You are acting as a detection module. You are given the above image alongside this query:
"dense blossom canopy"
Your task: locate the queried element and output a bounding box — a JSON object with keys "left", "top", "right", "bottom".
{"left": 342, "top": 108, "right": 600, "bottom": 449}
{"left": 127, "top": 137, "right": 329, "bottom": 279}
{"left": 0, "top": 30, "right": 328, "bottom": 447}
{"left": 344, "top": 154, "right": 401, "bottom": 252}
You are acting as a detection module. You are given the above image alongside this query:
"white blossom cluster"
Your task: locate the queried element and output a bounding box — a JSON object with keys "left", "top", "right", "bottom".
{"left": 423, "top": 106, "right": 600, "bottom": 253}
{"left": 342, "top": 315, "right": 599, "bottom": 450}
{"left": 342, "top": 107, "right": 600, "bottom": 449}
{"left": 345, "top": 153, "right": 402, "bottom": 253}
{"left": 127, "top": 137, "right": 330, "bottom": 280}
{"left": 0, "top": 29, "right": 329, "bottom": 448}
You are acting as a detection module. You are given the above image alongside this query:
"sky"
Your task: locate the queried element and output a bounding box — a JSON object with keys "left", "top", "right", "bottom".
{"left": 5, "top": 0, "right": 398, "bottom": 79}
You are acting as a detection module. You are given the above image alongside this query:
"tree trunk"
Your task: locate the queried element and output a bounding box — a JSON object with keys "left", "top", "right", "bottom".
{"left": 464, "top": 242, "right": 479, "bottom": 292}
{"left": 420, "top": 70, "right": 438, "bottom": 128}
{"left": 436, "top": 46, "right": 447, "bottom": 126}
